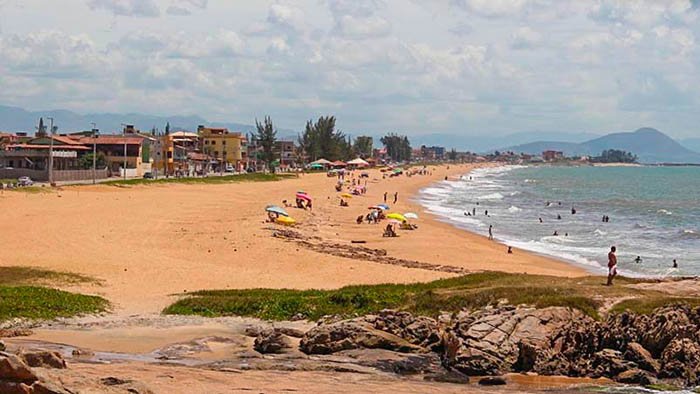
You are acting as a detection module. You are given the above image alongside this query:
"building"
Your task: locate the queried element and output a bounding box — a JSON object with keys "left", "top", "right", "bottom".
{"left": 0, "top": 135, "right": 95, "bottom": 181}
{"left": 542, "top": 150, "right": 564, "bottom": 161}
{"left": 275, "top": 140, "right": 296, "bottom": 169}
{"left": 0, "top": 132, "right": 18, "bottom": 148}
{"left": 74, "top": 134, "right": 147, "bottom": 177}
{"left": 198, "top": 126, "right": 246, "bottom": 171}
{"left": 419, "top": 145, "right": 446, "bottom": 161}
{"left": 151, "top": 131, "right": 199, "bottom": 176}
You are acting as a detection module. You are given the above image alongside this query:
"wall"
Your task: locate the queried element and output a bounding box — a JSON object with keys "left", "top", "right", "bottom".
{"left": 0, "top": 168, "right": 110, "bottom": 182}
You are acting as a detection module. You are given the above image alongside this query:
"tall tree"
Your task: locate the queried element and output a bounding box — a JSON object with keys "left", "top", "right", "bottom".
{"left": 380, "top": 133, "right": 412, "bottom": 162}
{"left": 37, "top": 118, "right": 46, "bottom": 137}
{"left": 255, "top": 116, "right": 278, "bottom": 170}
{"left": 297, "top": 116, "right": 347, "bottom": 162}
{"left": 353, "top": 136, "right": 373, "bottom": 159}
{"left": 165, "top": 122, "right": 170, "bottom": 135}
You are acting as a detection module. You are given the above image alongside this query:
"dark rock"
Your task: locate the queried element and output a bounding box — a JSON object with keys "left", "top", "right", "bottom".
{"left": 0, "top": 353, "right": 38, "bottom": 383}
{"left": 101, "top": 377, "right": 133, "bottom": 386}
{"left": 31, "top": 381, "right": 72, "bottom": 394}
{"left": 254, "top": 329, "right": 293, "bottom": 354}
{"left": 19, "top": 350, "right": 66, "bottom": 369}
{"left": 478, "top": 376, "right": 507, "bottom": 385}
{"left": 300, "top": 319, "right": 423, "bottom": 355}
{"left": 590, "top": 349, "right": 636, "bottom": 378}
{"left": 0, "top": 341, "right": 6, "bottom": 351}
{"left": 0, "top": 381, "right": 32, "bottom": 394}
{"left": 243, "top": 326, "right": 263, "bottom": 338}
{"left": 274, "top": 327, "right": 306, "bottom": 338}
{"left": 423, "top": 371, "right": 470, "bottom": 384}
{"left": 624, "top": 342, "right": 659, "bottom": 373}
{"left": 614, "top": 369, "right": 654, "bottom": 385}
{"left": 659, "top": 338, "right": 700, "bottom": 384}
{"left": 443, "top": 307, "right": 589, "bottom": 376}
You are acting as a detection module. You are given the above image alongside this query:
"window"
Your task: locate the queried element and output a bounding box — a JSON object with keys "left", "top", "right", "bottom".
{"left": 222, "top": 140, "right": 226, "bottom": 145}
{"left": 214, "top": 151, "right": 219, "bottom": 156}
{"left": 211, "top": 141, "right": 216, "bottom": 145}
{"left": 167, "top": 152, "right": 173, "bottom": 159}
{"left": 204, "top": 140, "right": 209, "bottom": 145}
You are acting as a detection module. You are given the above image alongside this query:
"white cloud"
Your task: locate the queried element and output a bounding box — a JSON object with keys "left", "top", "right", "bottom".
{"left": 86, "top": 0, "right": 160, "bottom": 17}
{"left": 510, "top": 26, "right": 542, "bottom": 49}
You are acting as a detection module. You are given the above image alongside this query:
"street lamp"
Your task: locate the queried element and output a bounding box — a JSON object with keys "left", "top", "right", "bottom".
{"left": 120, "top": 123, "right": 128, "bottom": 180}
{"left": 47, "top": 117, "right": 54, "bottom": 184}
{"left": 91, "top": 122, "right": 98, "bottom": 184}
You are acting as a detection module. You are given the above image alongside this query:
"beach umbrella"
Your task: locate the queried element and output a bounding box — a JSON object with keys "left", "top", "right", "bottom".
{"left": 265, "top": 205, "right": 289, "bottom": 217}
{"left": 296, "top": 193, "right": 312, "bottom": 202}
{"left": 387, "top": 219, "right": 401, "bottom": 225}
{"left": 368, "top": 205, "right": 382, "bottom": 210}
{"left": 387, "top": 213, "right": 407, "bottom": 222}
{"left": 377, "top": 204, "right": 390, "bottom": 210}
{"left": 404, "top": 212, "right": 419, "bottom": 219}
{"left": 341, "top": 193, "right": 353, "bottom": 199}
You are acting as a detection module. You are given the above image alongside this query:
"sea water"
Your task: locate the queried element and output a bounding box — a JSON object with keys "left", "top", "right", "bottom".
{"left": 419, "top": 165, "right": 700, "bottom": 277}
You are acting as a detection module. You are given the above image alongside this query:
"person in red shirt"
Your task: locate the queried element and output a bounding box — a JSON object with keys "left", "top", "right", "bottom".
{"left": 606, "top": 246, "right": 617, "bottom": 286}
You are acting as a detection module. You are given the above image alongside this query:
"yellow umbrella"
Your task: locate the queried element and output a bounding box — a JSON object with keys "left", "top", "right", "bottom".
{"left": 341, "top": 193, "right": 353, "bottom": 199}
{"left": 276, "top": 216, "right": 296, "bottom": 226}
{"left": 387, "top": 213, "right": 407, "bottom": 222}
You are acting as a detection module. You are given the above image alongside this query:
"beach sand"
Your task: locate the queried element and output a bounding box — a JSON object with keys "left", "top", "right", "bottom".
{"left": 0, "top": 163, "right": 584, "bottom": 315}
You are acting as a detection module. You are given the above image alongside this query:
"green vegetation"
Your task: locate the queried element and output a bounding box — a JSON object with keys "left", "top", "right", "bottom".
{"left": 0, "top": 267, "right": 107, "bottom": 321}
{"left": 4, "top": 186, "right": 52, "bottom": 194}
{"left": 164, "top": 272, "right": 683, "bottom": 321}
{"left": 254, "top": 116, "right": 278, "bottom": 170}
{"left": 380, "top": 133, "right": 412, "bottom": 162}
{"left": 0, "top": 286, "right": 107, "bottom": 320}
{"left": 592, "top": 149, "right": 638, "bottom": 164}
{"left": 609, "top": 297, "right": 700, "bottom": 315}
{"left": 103, "top": 172, "right": 291, "bottom": 186}
{"left": 646, "top": 383, "right": 683, "bottom": 391}
{"left": 298, "top": 116, "right": 352, "bottom": 162}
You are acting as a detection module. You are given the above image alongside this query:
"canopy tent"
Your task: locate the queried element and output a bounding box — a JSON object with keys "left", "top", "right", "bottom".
{"left": 331, "top": 160, "right": 347, "bottom": 168}
{"left": 309, "top": 158, "right": 332, "bottom": 165}
{"left": 347, "top": 158, "right": 369, "bottom": 167}
{"left": 309, "top": 163, "right": 324, "bottom": 169}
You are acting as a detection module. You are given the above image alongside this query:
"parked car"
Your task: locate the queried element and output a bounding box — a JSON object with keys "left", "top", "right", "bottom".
{"left": 17, "top": 176, "right": 33, "bottom": 186}
{"left": 143, "top": 172, "right": 154, "bottom": 179}
{"left": 225, "top": 164, "right": 235, "bottom": 173}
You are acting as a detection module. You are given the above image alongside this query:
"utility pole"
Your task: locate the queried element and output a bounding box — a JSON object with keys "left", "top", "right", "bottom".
{"left": 121, "top": 123, "right": 128, "bottom": 180}
{"left": 91, "top": 122, "right": 97, "bottom": 184}
{"left": 47, "top": 117, "right": 54, "bottom": 185}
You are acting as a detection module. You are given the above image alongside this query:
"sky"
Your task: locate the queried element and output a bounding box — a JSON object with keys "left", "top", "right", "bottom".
{"left": 0, "top": 0, "right": 699, "bottom": 138}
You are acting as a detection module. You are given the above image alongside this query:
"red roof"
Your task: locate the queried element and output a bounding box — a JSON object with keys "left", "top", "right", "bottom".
{"left": 7, "top": 144, "right": 89, "bottom": 151}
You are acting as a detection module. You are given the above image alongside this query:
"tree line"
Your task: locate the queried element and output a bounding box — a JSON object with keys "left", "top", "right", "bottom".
{"left": 249, "top": 115, "right": 413, "bottom": 169}
{"left": 592, "top": 149, "right": 638, "bottom": 163}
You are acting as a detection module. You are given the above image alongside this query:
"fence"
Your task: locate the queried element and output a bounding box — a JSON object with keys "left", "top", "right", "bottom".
{"left": 0, "top": 168, "right": 110, "bottom": 182}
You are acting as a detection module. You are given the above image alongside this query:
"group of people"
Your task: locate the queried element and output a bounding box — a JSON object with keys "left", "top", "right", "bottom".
{"left": 383, "top": 191, "right": 398, "bottom": 204}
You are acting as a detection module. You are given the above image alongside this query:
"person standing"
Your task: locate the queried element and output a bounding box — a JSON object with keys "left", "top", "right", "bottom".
{"left": 606, "top": 246, "right": 617, "bottom": 286}
{"left": 393, "top": 192, "right": 398, "bottom": 204}
{"left": 383, "top": 192, "right": 387, "bottom": 203}
{"left": 673, "top": 259, "right": 678, "bottom": 268}
{"left": 488, "top": 225, "right": 494, "bottom": 240}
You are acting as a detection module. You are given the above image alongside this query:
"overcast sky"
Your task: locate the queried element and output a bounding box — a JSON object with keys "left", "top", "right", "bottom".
{"left": 0, "top": 0, "right": 699, "bottom": 138}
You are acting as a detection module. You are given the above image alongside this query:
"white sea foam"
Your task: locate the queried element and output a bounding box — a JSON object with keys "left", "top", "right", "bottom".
{"left": 658, "top": 209, "right": 673, "bottom": 215}
{"left": 507, "top": 206, "right": 521, "bottom": 213}
{"left": 478, "top": 192, "right": 504, "bottom": 200}
{"left": 594, "top": 229, "right": 607, "bottom": 236}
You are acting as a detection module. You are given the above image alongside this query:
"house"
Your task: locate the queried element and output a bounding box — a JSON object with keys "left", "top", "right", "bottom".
{"left": 542, "top": 150, "right": 564, "bottom": 161}
{"left": 0, "top": 132, "right": 18, "bottom": 149}
{"left": 74, "top": 134, "right": 147, "bottom": 177}
{"left": 151, "top": 131, "right": 199, "bottom": 176}
{"left": 420, "top": 146, "right": 446, "bottom": 161}
{"left": 0, "top": 135, "right": 92, "bottom": 181}
{"left": 198, "top": 126, "right": 247, "bottom": 171}
{"left": 275, "top": 140, "right": 296, "bottom": 169}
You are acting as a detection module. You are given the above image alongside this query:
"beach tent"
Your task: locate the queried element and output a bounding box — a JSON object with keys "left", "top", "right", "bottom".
{"left": 310, "top": 158, "right": 332, "bottom": 166}
{"left": 309, "top": 163, "right": 324, "bottom": 169}
{"left": 331, "top": 160, "right": 347, "bottom": 168}
{"left": 347, "top": 158, "right": 369, "bottom": 168}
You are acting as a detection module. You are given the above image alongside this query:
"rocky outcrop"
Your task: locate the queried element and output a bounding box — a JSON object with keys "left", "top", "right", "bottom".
{"left": 254, "top": 329, "right": 293, "bottom": 354}
{"left": 300, "top": 310, "right": 438, "bottom": 355}
{"left": 18, "top": 350, "right": 66, "bottom": 370}
{"left": 442, "top": 306, "right": 589, "bottom": 375}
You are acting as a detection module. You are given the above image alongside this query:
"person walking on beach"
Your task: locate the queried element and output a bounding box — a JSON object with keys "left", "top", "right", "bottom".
{"left": 393, "top": 192, "right": 398, "bottom": 204}
{"left": 488, "top": 225, "right": 494, "bottom": 240}
{"left": 607, "top": 246, "right": 617, "bottom": 286}
{"left": 383, "top": 192, "right": 387, "bottom": 203}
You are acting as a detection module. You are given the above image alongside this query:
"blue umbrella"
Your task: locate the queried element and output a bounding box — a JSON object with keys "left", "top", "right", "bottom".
{"left": 378, "top": 204, "right": 390, "bottom": 210}
{"left": 265, "top": 205, "right": 289, "bottom": 217}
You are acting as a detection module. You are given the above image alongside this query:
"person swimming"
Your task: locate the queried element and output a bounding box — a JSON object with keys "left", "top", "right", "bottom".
{"left": 634, "top": 256, "right": 642, "bottom": 264}
{"left": 673, "top": 259, "right": 678, "bottom": 268}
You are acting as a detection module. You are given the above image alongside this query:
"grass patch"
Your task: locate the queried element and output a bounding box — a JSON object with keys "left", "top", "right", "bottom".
{"left": 102, "top": 173, "right": 292, "bottom": 187}
{"left": 0, "top": 286, "right": 108, "bottom": 320}
{"left": 4, "top": 186, "right": 52, "bottom": 194}
{"left": 164, "top": 272, "right": 673, "bottom": 321}
{"left": 609, "top": 296, "right": 700, "bottom": 315}
{"left": 0, "top": 266, "right": 100, "bottom": 287}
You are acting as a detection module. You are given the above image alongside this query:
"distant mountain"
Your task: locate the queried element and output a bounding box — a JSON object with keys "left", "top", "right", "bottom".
{"left": 505, "top": 128, "right": 700, "bottom": 164}
{"left": 410, "top": 131, "right": 600, "bottom": 152}
{"left": 681, "top": 138, "right": 700, "bottom": 153}
{"left": 0, "top": 105, "right": 296, "bottom": 136}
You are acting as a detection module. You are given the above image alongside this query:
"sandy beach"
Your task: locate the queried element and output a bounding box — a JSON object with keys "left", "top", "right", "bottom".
{"left": 0, "top": 163, "right": 583, "bottom": 315}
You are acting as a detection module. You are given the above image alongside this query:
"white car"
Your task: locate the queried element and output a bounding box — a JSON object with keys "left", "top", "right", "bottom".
{"left": 18, "top": 176, "right": 34, "bottom": 186}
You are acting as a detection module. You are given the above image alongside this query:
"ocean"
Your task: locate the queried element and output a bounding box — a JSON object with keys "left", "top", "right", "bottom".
{"left": 419, "top": 165, "right": 700, "bottom": 277}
